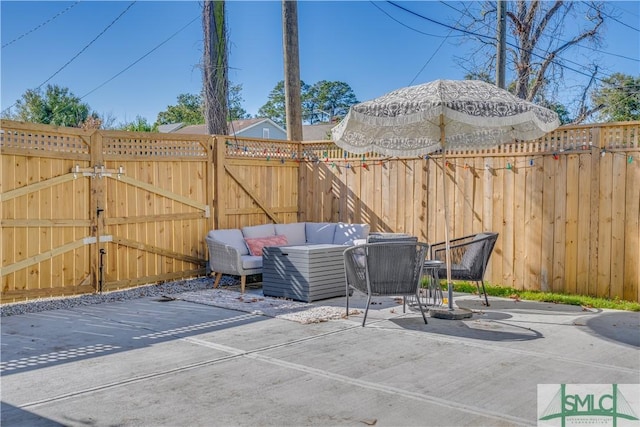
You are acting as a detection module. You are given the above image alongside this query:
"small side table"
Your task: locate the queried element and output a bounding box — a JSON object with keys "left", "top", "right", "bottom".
{"left": 421, "top": 259, "right": 445, "bottom": 306}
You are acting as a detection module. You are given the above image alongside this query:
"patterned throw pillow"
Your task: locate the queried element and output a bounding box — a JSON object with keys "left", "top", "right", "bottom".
{"left": 244, "top": 235, "right": 289, "bottom": 256}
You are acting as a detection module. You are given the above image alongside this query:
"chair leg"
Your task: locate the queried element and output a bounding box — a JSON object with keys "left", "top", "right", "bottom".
{"left": 346, "top": 285, "right": 350, "bottom": 317}
{"left": 240, "top": 275, "right": 247, "bottom": 293}
{"left": 362, "top": 294, "right": 372, "bottom": 327}
{"left": 415, "top": 291, "right": 428, "bottom": 324}
{"left": 213, "top": 272, "right": 223, "bottom": 288}
{"left": 479, "top": 280, "right": 490, "bottom": 306}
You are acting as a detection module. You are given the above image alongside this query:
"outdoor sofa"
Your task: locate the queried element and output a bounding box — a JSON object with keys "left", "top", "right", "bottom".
{"left": 205, "top": 222, "right": 370, "bottom": 292}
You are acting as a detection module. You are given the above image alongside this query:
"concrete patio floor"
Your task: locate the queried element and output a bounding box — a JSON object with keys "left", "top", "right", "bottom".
{"left": 1, "top": 288, "right": 639, "bottom": 426}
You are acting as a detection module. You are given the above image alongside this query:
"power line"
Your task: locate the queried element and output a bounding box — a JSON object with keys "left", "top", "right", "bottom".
{"left": 1, "top": 1, "right": 137, "bottom": 116}
{"left": 407, "top": 2, "right": 473, "bottom": 86}
{"left": 441, "top": 0, "right": 639, "bottom": 64}
{"left": 37, "top": 2, "right": 137, "bottom": 90}
{"left": 581, "top": 0, "right": 640, "bottom": 33}
{"left": 369, "top": 1, "right": 464, "bottom": 39}
{"left": 385, "top": 1, "right": 610, "bottom": 83}
{"left": 2, "top": 1, "right": 80, "bottom": 49}
{"left": 80, "top": 15, "right": 200, "bottom": 100}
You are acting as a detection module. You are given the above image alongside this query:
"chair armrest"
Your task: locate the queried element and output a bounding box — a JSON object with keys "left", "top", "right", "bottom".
{"left": 205, "top": 236, "right": 245, "bottom": 275}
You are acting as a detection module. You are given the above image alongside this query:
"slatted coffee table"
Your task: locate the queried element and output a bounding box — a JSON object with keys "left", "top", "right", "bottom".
{"left": 262, "top": 244, "right": 347, "bottom": 302}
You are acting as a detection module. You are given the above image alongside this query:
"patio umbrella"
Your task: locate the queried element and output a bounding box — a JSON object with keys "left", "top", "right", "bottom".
{"left": 331, "top": 79, "right": 560, "bottom": 311}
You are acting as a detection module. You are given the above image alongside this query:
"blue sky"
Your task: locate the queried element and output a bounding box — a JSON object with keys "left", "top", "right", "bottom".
{"left": 1, "top": 1, "right": 639, "bottom": 125}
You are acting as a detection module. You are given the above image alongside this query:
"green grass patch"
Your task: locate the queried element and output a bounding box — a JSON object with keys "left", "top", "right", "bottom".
{"left": 429, "top": 280, "right": 640, "bottom": 312}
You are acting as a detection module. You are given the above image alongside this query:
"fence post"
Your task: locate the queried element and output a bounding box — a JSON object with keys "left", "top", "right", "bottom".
{"left": 214, "top": 135, "right": 227, "bottom": 230}
{"left": 206, "top": 135, "right": 215, "bottom": 232}
{"left": 297, "top": 141, "right": 304, "bottom": 222}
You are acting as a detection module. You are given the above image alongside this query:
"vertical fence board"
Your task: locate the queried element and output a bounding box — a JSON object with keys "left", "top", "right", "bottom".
{"left": 552, "top": 156, "right": 567, "bottom": 293}
{"left": 513, "top": 157, "right": 526, "bottom": 289}
{"left": 624, "top": 155, "right": 640, "bottom": 302}
{"left": 565, "top": 154, "right": 579, "bottom": 294}
{"left": 488, "top": 158, "right": 503, "bottom": 285}
{"left": 576, "top": 153, "right": 592, "bottom": 296}
{"left": 541, "top": 155, "right": 555, "bottom": 292}
{"left": 597, "top": 152, "right": 613, "bottom": 297}
{"left": 502, "top": 156, "right": 515, "bottom": 287}
{"left": 610, "top": 153, "right": 626, "bottom": 299}
{"left": 528, "top": 156, "right": 544, "bottom": 291}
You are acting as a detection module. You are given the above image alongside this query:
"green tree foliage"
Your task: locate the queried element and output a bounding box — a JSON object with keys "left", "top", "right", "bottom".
{"left": 118, "top": 116, "right": 156, "bottom": 132}
{"left": 310, "top": 80, "right": 359, "bottom": 122}
{"left": 14, "top": 84, "right": 91, "bottom": 127}
{"left": 259, "top": 80, "right": 304, "bottom": 127}
{"left": 591, "top": 73, "right": 640, "bottom": 122}
{"left": 228, "top": 82, "right": 250, "bottom": 120}
{"left": 156, "top": 84, "right": 248, "bottom": 126}
{"left": 258, "top": 80, "right": 358, "bottom": 126}
{"left": 156, "top": 93, "right": 204, "bottom": 126}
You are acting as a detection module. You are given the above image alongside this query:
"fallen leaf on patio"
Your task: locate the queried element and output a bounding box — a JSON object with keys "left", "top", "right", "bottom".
{"left": 390, "top": 308, "right": 396, "bottom": 313}
{"left": 361, "top": 418, "right": 377, "bottom": 425}
{"left": 394, "top": 297, "right": 403, "bottom": 304}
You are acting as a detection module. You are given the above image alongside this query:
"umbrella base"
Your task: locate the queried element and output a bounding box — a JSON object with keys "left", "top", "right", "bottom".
{"left": 429, "top": 306, "right": 473, "bottom": 320}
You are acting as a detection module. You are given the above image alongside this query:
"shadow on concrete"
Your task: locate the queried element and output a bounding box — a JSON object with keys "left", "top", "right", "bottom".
{"left": 390, "top": 312, "right": 544, "bottom": 342}
{"left": 0, "top": 299, "right": 266, "bottom": 377}
{"left": 1, "top": 402, "right": 65, "bottom": 427}
{"left": 583, "top": 311, "right": 640, "bottom": 348}
{"left": 456, "top": 297, "right": 601, "bottom": 315}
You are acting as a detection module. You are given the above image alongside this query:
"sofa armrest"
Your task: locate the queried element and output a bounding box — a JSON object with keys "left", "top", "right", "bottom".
{"left": 205, "top": 235, "right": 246, "bottom": 276}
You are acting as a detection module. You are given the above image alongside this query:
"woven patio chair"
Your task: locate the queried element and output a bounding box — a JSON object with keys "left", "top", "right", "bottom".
{"left": 344, "top": 241, "right": 429, "bottom": 327}
{"left": 430, "top": 232, "right": 499, "bottom": 306}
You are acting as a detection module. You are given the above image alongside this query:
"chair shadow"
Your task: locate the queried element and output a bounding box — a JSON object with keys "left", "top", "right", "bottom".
{"left": 583, "top": 311, "right": 640, "bottom": 348}
{"left": 391, "top": 310, "right": 544, "bottom": 342}
{"left": 456, "top": 297, "right": 600, "bottom": 315}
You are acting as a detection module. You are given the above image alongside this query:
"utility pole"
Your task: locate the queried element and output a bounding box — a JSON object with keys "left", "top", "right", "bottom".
{"left": 203, "top": 0, "right": 228, "bottom": 135}
{"left": 282, "top": 0, "right": 303, "bottom": 141}
{"left": 496, "top": 0, "right": 506, "bottom": 89}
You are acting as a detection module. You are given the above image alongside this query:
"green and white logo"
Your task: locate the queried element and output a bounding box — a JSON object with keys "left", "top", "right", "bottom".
{"left": 538, "top": 384, "right": 639, "bottom": 427}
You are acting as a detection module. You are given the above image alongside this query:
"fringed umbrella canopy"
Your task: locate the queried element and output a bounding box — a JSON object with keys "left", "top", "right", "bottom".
{"left": 332, "top": 79, "right": 560, "bottom": 311}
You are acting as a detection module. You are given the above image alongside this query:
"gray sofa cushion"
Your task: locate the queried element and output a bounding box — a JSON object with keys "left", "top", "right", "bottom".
{"left": 208, "top": 229, "right": 249, "bottom": 256}
{"left": 242, "top": 223, "right": 276, "bottom": 238}
{"left": 241, "top": 255, "right": 263, "bottom": 270}
{"left": 305, "top": 222, "right": 337, "bottom": 244}
{"left": 333, "top": 223, "right": 371, "bottom": 245}
{"left": 275, "top": 222, "right": 306, "bottom": 245}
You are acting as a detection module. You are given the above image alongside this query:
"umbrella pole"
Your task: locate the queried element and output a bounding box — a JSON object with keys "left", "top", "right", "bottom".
{"left": 440, "top": 115, "right": 454, "bottom": 310}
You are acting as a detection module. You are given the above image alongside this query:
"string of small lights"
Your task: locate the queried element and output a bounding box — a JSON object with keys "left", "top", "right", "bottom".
{"left": 224, "top": 140, "right": 636, "bottom": 171}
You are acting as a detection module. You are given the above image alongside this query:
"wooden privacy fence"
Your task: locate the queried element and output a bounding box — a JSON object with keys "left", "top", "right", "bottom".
{"left": 1, "top": 119, "right": 639, "bottom": 303}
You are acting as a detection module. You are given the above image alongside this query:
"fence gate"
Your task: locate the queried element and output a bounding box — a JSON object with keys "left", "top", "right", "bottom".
{"left": 1, "top": 124, "right": 95, "bottom": 302}
{"left": 1, "top": 122, "right": 212, "bottom": 303}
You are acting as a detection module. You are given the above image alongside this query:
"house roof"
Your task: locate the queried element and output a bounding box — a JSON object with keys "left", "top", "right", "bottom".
{"left": 157, "top": 122, "right": 185, "bottom": 133}
{"left": 160, "top": 119, "right": 334, "bottom": 141}
{"left": 165, "top": 118, "right": 287, "bottom": 136}
{"left": 302, "top": 123, "right": 334, "bottom": 141}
